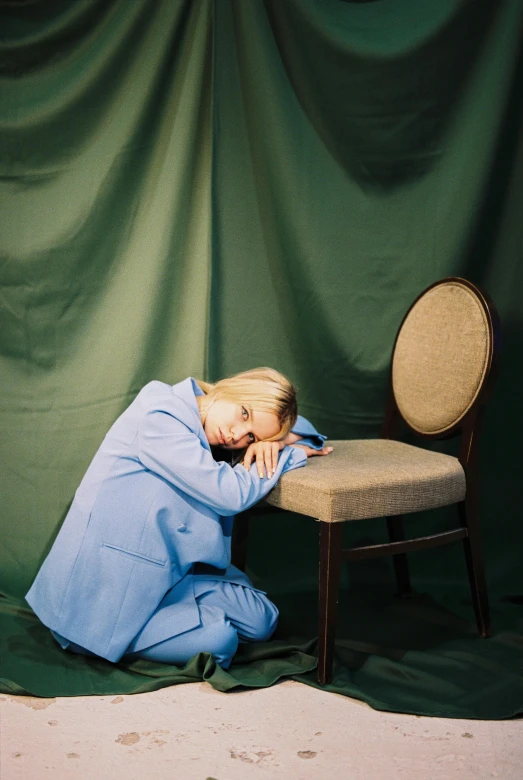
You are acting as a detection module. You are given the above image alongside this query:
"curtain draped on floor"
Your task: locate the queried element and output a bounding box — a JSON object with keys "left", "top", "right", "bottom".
{"left": 1, "top": 0, "right": 522, "bottom": 717}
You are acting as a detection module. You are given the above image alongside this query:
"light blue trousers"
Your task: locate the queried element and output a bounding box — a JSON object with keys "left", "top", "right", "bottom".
{"left": 53, "top": 577, "right": 279, "bottom": 670}
{"left": 127, "top": 579, "right": 278, "bottom": 669}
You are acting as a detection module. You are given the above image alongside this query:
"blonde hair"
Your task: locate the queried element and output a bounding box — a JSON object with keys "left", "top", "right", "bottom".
{"left": 196, "top": 367, "right": 297, "bottom": 441}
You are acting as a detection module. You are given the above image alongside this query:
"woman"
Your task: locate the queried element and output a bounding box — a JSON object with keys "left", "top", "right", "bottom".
{"left": 26, "top": 368, "right": 331, "bottom": 669}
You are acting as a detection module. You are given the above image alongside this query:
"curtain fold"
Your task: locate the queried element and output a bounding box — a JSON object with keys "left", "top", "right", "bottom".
{"left": 1, "top": 0, "right": 213, "bottom": 597}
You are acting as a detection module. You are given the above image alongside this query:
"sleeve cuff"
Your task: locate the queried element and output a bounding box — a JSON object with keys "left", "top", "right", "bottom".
{"left": 291, "top": 414, "right": 328, "bottom": 450}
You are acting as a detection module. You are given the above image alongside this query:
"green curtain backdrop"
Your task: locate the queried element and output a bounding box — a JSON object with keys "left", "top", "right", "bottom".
{"left": 1, "top": 0, "right": 522, "bottom": 718}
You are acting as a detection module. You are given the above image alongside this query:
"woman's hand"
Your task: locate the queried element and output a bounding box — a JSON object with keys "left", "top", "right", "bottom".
{"left": 280, "top": 433, "right": 333, "bottom": 458}
{"left": 242, "top": 441, "right": 282, "bottom": 479}
{"left": 293, "top": 444, "right": 333, "bottom": 457}
{"left": 242, "top": 439, "right": 334, "bottom": 478}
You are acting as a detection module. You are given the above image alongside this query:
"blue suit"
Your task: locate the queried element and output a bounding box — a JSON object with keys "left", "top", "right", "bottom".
{"left": 26, "top": 378, "right": 322, "bottom": 667}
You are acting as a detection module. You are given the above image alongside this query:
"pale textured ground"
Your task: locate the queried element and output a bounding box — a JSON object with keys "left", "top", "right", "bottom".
{"left": 1, "top": 680, "right": 522, "bottom": 779}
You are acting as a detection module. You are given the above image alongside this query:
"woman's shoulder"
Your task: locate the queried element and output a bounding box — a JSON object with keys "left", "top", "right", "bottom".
{"left": 134, "top": 380, "right": 173, "bottom": 407}
{"left": 137, "top": 377, "right": 195, "bottom": 399}
{"left": 135, "top": 378, "right": 201, "bottom": 425}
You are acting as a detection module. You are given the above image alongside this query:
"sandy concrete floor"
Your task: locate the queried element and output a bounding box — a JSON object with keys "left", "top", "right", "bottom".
{"left": 1, "top": 680, "right": 522, "bottom": 779}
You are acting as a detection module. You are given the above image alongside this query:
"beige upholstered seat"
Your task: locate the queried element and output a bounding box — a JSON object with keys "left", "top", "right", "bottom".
{"left": 266, "top": 439, "right": 466, "bottom": 522}
{"left": 267, "top": 280, "right": 490, "bottom": 526}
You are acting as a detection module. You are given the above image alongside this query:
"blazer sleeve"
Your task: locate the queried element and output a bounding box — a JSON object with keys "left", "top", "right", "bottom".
{"left": 137, "top": 409, "right": 306, "bottom": 516}
{"left": 291, "top": 414, "right": 328, "bottom": 450}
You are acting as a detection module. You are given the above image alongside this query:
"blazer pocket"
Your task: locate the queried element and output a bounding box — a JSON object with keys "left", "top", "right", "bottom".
{"left": 102, "top": 543, "right": 167, "bottom": 568}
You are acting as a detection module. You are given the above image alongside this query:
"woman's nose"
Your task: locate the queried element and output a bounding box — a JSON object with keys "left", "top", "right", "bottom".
{"left": 231, "top": 424, "right": 248, "bottom": 443}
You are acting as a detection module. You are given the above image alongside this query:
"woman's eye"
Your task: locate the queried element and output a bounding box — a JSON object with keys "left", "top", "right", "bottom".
{"left": 248, "top": 432, "right": 255, "bottom": 443}
{"left": 242, "top": 406, "right": 249, "bottom": 419}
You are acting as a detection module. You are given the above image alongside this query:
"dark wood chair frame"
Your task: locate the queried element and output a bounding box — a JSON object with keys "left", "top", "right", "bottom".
{"left": 231, "top": 277, "right": 502, "bottom": 686}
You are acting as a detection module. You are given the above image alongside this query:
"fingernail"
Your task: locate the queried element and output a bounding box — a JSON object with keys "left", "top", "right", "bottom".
{"left": 259, "top": 472, "right": 263, "bottom": 478}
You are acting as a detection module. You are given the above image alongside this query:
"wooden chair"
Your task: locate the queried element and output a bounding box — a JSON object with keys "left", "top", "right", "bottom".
{"left": 232, "top": 277, "right": 501, "bottom": 685}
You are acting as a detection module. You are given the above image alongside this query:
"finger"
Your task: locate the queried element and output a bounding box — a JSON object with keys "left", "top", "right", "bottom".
{"left": 263, "top": 449, "right": 272, "bottom": 478}
{"left": 306, "top": 446, "right": 333, "bottom": 457}
{"left": 243, "top": 445, "right": 254, "bottom": 470}
{"left": 272, "top": 444, "right": 278, "bottom": 476}
{"left": 265, "top": 445, "right": 274, "bottom": 478}
{"left": 266, "top": 445, "right": 273, "bottom": 478}
{"left": 268, "top": 445, "right": 277, "bottom": 478}
{"left": 256, "top": 451, "right": 264, "bottom": 478}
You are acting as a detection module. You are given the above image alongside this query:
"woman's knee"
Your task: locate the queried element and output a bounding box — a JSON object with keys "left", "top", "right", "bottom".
{"left": 198, "top": 606, "right": 239, "bottom": 665}
{"left": 242, "top": 595, "right": 279, "bottom": 642}
{"left": 194, "top": 580, "right": 279, "bottom": 642}
{"left": 130, "top": 606, "right": 239, "bottom": 668}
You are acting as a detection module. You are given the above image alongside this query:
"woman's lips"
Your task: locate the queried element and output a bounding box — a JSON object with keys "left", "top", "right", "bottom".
{"left": 219, "top": 429, "right": 232, "bottom": 447}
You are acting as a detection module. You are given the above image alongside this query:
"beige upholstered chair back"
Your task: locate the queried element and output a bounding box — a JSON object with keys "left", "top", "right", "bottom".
{"left": 392, "top": 279, "right": 492, "bottom": 435}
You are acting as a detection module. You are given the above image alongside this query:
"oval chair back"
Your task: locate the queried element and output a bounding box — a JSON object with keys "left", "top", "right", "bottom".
{"left": 391, "top": 277, "right": 499, "bottom": 438}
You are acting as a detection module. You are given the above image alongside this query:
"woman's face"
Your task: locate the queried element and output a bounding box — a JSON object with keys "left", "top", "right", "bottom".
{"left": 202, "top": 398, "right": 281, "bottom": 450}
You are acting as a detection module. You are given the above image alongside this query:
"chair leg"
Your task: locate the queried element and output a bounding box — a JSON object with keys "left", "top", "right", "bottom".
{"left": 386, "top": 515, "right": 412, "bottom": 598}
{"left": 231, "top": 512, "right": 250, "bottom": 572}
{"left": 318, "top": 522, "right": 344, "bottom": 686}
{"left": 458, "top": 497, "right": 491, "bottom": 637}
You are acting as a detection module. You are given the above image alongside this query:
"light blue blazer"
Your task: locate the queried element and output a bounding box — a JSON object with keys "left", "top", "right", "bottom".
{"left": 26, "top": 378, "right": 316, "bottom": 662}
